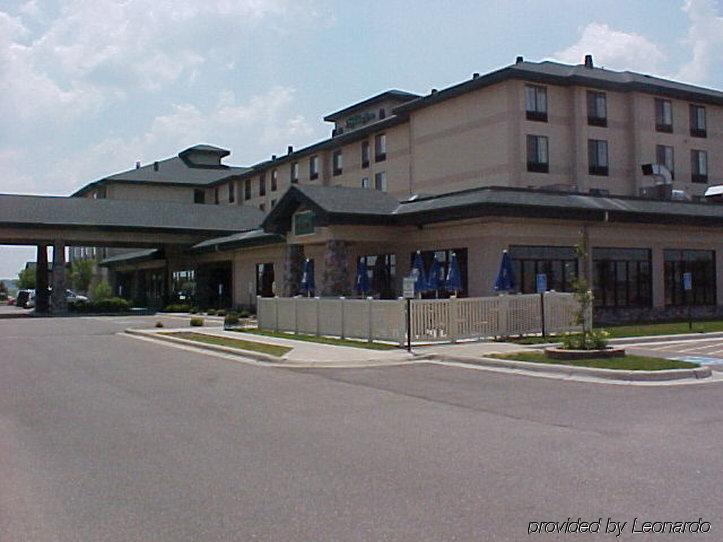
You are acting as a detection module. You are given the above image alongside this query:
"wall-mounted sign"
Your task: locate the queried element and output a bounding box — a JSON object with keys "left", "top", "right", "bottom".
{"left": 683, "top": 272, "right": 693, "bottom": 291}
{"left": 403, "top": 277, "right": 416, "bottom": 299}
{"left": 293, "top": 210, "right": 315, "bottom": 236}
{"left": 536, "top": 273, "right": 547, "bottom": 294}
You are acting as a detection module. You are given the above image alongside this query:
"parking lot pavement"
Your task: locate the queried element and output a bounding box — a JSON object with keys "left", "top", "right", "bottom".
{"left": 625, "top": 337, "right": 723, "bottom": 371}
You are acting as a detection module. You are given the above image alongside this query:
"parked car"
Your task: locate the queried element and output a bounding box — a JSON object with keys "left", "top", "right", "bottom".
{"left": 65, "top": 289, "right": 88, "bottom": 304}
{"left": 6, "top": 296, "right": 16, "bottom": 306}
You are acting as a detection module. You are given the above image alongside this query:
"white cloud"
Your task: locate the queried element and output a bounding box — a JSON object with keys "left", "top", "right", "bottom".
{"left": 676, "top": 0, "right": 723, "bottom": 84}
{"left": 553, "top": 22, "right": 666, "bottom": 73}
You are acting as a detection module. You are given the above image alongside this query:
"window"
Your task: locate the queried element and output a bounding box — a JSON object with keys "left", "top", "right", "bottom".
{"left": 587, "top": 139, "right": 609, "bottom": 176}
{"left": 214, "top": 187, "right": 219, "bottom": 205}
{"left": 593, "top": 248, "right": 652, "bottom": 308}
{"left": 689, "top": 105, "right": 706, "bottom": 138}
{"left": 361, "top": 141, "right": 370, "bottom": 168}
{"left": 309, "top": 155, "right": 319, "bottom": 180}
{"left": 228, "top": 182, "right": 235, "bottom": 203}
{"left": 410, "top": 249, "right": 468, "bottom": 298}
{"left": 379, "top": 107, "right": 386, "bottom": 120}
{"left": 259, "top": 203, "right": 266, "bottom": 212}
{"left": 244, "top": 179, "right": 251, "bottom": 200}
{"left": 374, "top": 171, "right": 387, "bottom": 192}
{"left": 525, "top": 84, "right": 547, "bottom": 121}
{"left": 664, "top": 250, "right": 716, "bottom": 306}
{"left": 509, "top": 246, "right": 579, "bottom": 294}
{"left": 656, "top": 145, "right": 675, "bottom": 179}
{"left": 361, "top": 177, "right": 370, "bottom": 189}
{"left": 587, "top": 91, "right": 607, "bottom": 126}
{"left": 375, "top": 133, "right": 386, "bottom": 162}
{"left": 357, "top": 254, "right": 396, "bottom": 298}
{"left": 691, "top": 150, "right": 708, "bottom": 183}
{"left": 271, "top": 169, "right": 278, "bottom": 191}
{"left": 271, "top": 199, "right": 277, "bottom": 208}
{"left": 293, "top": 210, "right": 315, "bottom": 236}
{"left": 194, "top": 189, "right": 205, "bottom": 204}
{"left": 333, "top": 150, "right": 343, "bottom": 175}
{"left": 526, "top": 135, "right": 549, "bottom": 172}
{"left": 655, "top": 98, "right": 673, "bottom": 132}
{"left": 290, "top": 162, "right": 299, "bottom": 184}
{"left": 256, "top": 263, "right": 275, "bottom": 297}
{"left": 259, "top": 173, "right": 266, "bottom": 196}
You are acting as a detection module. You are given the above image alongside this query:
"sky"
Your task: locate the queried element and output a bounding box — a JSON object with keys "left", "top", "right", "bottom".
{"left": 0, "top": 0, "right": 722, "bottom": 277}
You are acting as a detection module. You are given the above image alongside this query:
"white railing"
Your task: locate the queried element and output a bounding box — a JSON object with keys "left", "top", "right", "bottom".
{"left": 257, "top": 292, "right": 583, "bottom": 345}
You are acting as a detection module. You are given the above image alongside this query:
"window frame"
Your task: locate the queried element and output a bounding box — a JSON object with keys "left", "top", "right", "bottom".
{"left": 655, "top": 98, "right": 673, "bottom": 132}
{"left": 587, "top": 139, "right": 609, "bottom": 176}
{"left": 361, "top": 141, "right": 370, "bottom": 168}
{"left": 309, "top": 155, "right": 319, "bottom": 180}
{"left": 332, "top": 149, "right": 343, "bottom": 176}
{"left": 290, "top": 162, "right": 299, "bottom": 184}
{"left": 655, "top": 144, "right": 675, "bottom": 180}
{"left": 689, "top": 104, "right": 706, "bottom": 138}
{"left": 375, "top": 133, "right": 386, "bottom": 162}
{"left": 259, "top": 173, "right": 266, "bottom": 197}
{"left": 244, "top": 179, "right": 251, "bottom": 200}
{"left": 228, "top": 181, "right": 235, "bottom": 203}
{"left": 526, "top": 134, "right": 549, "bottom": 173}
{"left": 271, "top": 169, "right": 278, "bottom": 191}
{"left": 374, "top": 171, "right": 387, "bottom": 192}
{"left": 525, "top": 84, "right": 548, "bottom": 122}
{"left": 691, "top": 149, "right": 708, "bottom": 183}
{"left": 586, "top": 90, "right": 607, "bottom": 127}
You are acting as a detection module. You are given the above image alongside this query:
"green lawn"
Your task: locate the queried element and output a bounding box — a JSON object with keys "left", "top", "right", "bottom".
{"left": 162, "top": 332, "right": 292, "bottom": 357}
{"left": 496, "top": 319, "right": 723, "bottom": 344}
{"left": 235, "top": 328, "right": 398, "bottom": 351}
{"left": 490, "top": 351, "right": 698, "bottom": 371}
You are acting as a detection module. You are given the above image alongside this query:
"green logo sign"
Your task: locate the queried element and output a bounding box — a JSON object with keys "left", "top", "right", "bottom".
{"left": 293, "top": 211, "right": 315, "bottom": 236}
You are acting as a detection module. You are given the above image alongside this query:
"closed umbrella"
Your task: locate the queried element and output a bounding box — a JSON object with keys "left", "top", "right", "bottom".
{"left": 427, "top": 254, "right": 443, "bottom": 296}
{"left": 299, "top": 258, "right": 314, "bottom": 296}
{"left": 411, "top": 251, "right": 427, "bottom": 295}
{"left": 493, "top": 250, "right": 516, "bottom": 292}
{"left": 445, "top": 252, "right": 462, "bottom": 295}
{"left": 355, "top": 258, "right": 370, "bottom": 296}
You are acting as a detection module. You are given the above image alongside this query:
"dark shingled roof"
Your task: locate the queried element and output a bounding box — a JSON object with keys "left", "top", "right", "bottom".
{"left": 262, "top": 185, "right": 723, "bottom": 232}
{"left": 395, "top": 60, "right": 723, "bottom": 115}
{"left": 99, "top": 249, "right": 161, "bottom": 267}
{"left": 191, "top": 229, "right": 285, "bottom": 253}
{"left": 323, "top": 90, "right": 420, "bottom": 121}
{"left": 0, "top": 194, "right": 264, "bottom": 234}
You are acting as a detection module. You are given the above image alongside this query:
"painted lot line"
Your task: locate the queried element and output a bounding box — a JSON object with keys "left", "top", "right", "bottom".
{"left": 625, "top": 337, "right": 723, "bottom": 366}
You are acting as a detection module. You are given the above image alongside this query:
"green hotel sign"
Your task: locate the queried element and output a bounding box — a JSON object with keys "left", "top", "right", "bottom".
{"left": 293, "top": 210, "right": 315, "bottom": 236}
{"left": 345, "top": 111, "right": 376, "bottom": 129}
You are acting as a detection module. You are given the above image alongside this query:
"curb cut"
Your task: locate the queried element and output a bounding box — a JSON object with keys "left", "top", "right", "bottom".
{"left": 416, "top": 353, "right": 712, "bottom": 382}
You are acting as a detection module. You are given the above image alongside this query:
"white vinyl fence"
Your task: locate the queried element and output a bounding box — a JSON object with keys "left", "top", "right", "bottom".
{"left": 257, "top": 292, "right": 585, "bottom": 345}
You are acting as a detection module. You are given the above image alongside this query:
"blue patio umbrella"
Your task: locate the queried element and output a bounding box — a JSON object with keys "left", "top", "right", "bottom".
{"left": 493, "top": 250, "right": 516, "bottom": 292}
{"left": 427, "top": 254, "right": 443, "bottom": 294}
{"left": 411, "top": 251, "right": 427, "bottom": 295}
{"left": 355, "top": 258, "right": 370, "bottom": 296}
{"left": 445, "top": 252, "right": 462, "bottom": 294}
{"left": 299, "top": 258, "right": 314, "bottom": 296}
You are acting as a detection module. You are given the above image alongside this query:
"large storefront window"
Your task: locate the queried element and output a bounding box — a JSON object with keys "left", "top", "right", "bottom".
{"left": 509, "top": 246, "right": 578, "bottom": 293}
{"left": 172, "top": 269, "right": 196, "bottom": 303}
{"left": 664, "top": 250, "right": 716, "bottom": 306}
{"left": 358, "top": 254, "right": 396, "bottom": 299}
{"left": 593, "top": 248, "right": 652, "bottom": 308}
{"left": 256, "top": 263, "right": 275, "bottom": 297}
{"left": 409, "top": 249, "right": 468, "bottom": 298}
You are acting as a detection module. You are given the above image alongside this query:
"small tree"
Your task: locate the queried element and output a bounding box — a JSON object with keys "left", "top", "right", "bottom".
{"left": 17, "top": 267, "right": 36, "bottom": 289}
{"left": 0, "top": 281, "right": 7, "bottom": 300}
{"left": 90, "top": 280, "right": 112, "bottom": 301}
{"left": 70, "top": 259, "right": 96, "bottom": 293}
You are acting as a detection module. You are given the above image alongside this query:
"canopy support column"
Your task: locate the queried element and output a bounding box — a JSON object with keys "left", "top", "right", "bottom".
{"left": 35, "top": 244, "right": 49, "bottom": 313}
{"left": 51, "top": 240, "right": 67, "bottom": 313}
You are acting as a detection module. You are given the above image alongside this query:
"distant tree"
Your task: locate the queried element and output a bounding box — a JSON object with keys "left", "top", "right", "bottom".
{"left": 17, "top": 267, "right": 36, "bottom": 289}
{"left": 70, "top": 259, "right": 96, "bottom": 293}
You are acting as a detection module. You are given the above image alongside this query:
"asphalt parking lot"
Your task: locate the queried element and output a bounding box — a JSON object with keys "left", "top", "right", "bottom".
{"left": 625, "top": 336, "right": 723, "bottom": 371}
{"left": 1, "top": 315, "right": 722, "bottom": 541}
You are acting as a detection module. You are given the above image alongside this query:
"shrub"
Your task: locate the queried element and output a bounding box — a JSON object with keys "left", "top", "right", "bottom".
{"left": 561, "top": 329, "right": 609, "bottom": 351}
{"left": 189, "top": 307, "right": 198, "bottom": 314}
{"left": 68, "top": 297, "right": 130, "bottom": 314}
{"left": 155, "top": 321, "right": 164, "bottom": 328}
{"left": 162, "top": 303, "right": 191, "bottom": 313}
{"left": 224, "top": 312, "right": 240, "bottom": 327}
{"left": 237, "top": 308, "right": 250, "bottom": 318}
{"left": 90, "top": 280, "right": 112, "bottom": 301}
{"left": 206, "top": 309, "right": 217, "bottom": 316}
{"left": 215, "top": 309, "right": 226, "bottom": 317}
{"left": 190, "top": 317, "right": 204, "bottom": 327}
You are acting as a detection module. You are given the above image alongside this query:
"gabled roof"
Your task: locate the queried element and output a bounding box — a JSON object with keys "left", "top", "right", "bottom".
{"left": 262, "top": 185, "right": 723, "bottom": 233}
{"left": 323, "top": 90, "right": 420, "bottom": 122}
{"left": 394, "top": 60, "right": 723, "bottom": 115}
{"left": 99, "top": 248, "right": 162, "bottom": 267}
{"left": 191, "top": 229, "right": 284, "bottom": 253}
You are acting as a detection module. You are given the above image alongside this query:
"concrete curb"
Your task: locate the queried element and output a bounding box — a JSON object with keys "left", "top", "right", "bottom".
{"left": 608, "top": 331, "right": 723, "bottom": 345}
{"left": 416, "top": 353, "right": 712, "bottom": 382}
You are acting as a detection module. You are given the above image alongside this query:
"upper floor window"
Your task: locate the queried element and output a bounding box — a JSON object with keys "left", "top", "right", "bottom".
{"left": 290, "top": 162, "right": 299, "bottom": 184}
{"left": 361, "top": 176, "right": 370, "bottom": 189}
{"left": 244, "top": 179, "right": 251, "bottom": 200}
{"left": 526, "top": 135, "right": 549, "bottom": 173}
{"left": 361, "top": 141, "right": 370, "bottom": 168}
{"left": 375, "top": 133, "right": 386, "bottom": 162}
{"left": 214, "top": 187, "right": 219, "bottom": 205}
{"left": 309, "top": 155, "right": 319, "bottom": 180}
{"left": 588, "top": 139, "right": 609, "bottom": 176}
{"left": 374, "top": 171, "right": 387, "bottom": 192}
{"left": 689, "top": 105, "right": 706, "bottom": 138}
{"left": 525, "top": 84, "right": 547, "bottom": 122}
{"left": 271, "top": 199, "right": 277, "bottom": 208}
{"left": 655, "top": 98, "right": 673, "bottom": 132}
{"left": 379, "top": 107, "right": 386, "bottom": 120}
{"left": 271, "top": 169, "right": 278, "bottom": 191}
{"left": 228, "top": 182, "right": 235, "bottom": 203}
{"left": 333, "top": 149, "right": 343, "bottom": 176}
{"left": 587, "top": 91, "right": 607, "bottom": 127}
{"left": 656, "top": 145, "right": 675, "bottom": 179}
{"left": 259, "top": 203, "right": 266, "bottom": 212}
{"left": 259, "top": 173, "right": 266, "bottom": 196}
{"left": 194, "top": 189, "right": 205, "bottom": 204}
{"left": 691, "top": 150, "right": 708, "bottom": 183}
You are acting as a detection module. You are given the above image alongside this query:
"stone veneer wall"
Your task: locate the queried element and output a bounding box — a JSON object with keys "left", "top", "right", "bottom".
{"left": 321, "top": 240, "right": 350, "bottom": 296}
{"left": 282, "top": 245, "right": 305, "bottom": 296}
{"left": 594, "top": 305, "right": 723, "bottom": 326}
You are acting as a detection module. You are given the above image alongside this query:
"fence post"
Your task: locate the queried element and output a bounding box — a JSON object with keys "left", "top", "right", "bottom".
{"left": 339, "top": 297, "right": 346, "bottom": 339}
{"left": 315, "top": 296, "right": 321, "bottom": 336}
{"left": 400, "top": 298, "right": 407, "bottom": 348}
{"left": 449, "top": 297, "right": 458, "bottom": 343}
{"left": 294, "top": 296, "right": 298, "bottom": 334}
{"left": 498, "top": 295, "right": 509, "bottom": 338}
{"left": 274, "top": 296, "right": 279, "bottom": 332}
{"left": 367, "top": 296, "right": 373, "bottom": 343}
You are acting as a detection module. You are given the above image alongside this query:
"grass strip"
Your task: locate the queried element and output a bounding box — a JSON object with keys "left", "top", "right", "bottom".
{"left": 235, "top": 328, "right": 397, "bottom": 351}
{"left": 162, "top": 332, "right": 291, "bottom": 357}
{"left": 489, "top": 351, "right": 698, "bottom": 371}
